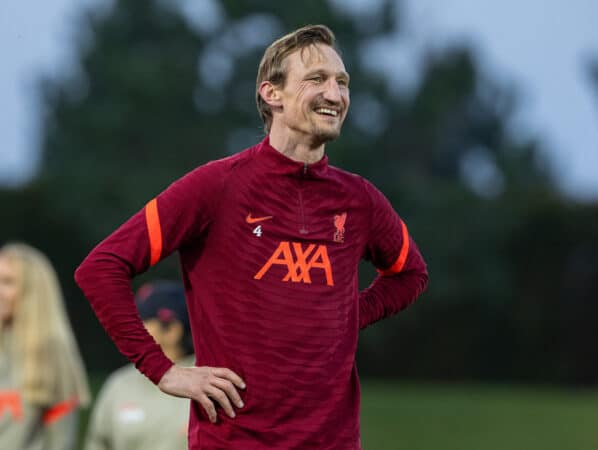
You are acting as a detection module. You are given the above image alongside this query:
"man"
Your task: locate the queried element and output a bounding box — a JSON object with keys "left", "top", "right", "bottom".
{"left": 76, "top": 24, "right": 428, "bottom": 449}
{"left": 84, "top": 281, "right": 194, "bottom": 450}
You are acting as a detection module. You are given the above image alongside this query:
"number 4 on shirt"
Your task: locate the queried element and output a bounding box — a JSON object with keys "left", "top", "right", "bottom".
{"left": 253, "top": 225, "right": 262, "bottom": 237}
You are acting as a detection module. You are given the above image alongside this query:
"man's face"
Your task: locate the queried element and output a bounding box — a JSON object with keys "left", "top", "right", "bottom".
{"left": 275, "top": 44, "right": 350, "bottom": 145}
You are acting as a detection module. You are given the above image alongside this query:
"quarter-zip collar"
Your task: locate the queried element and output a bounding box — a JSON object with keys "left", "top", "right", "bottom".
{"left": 254, "top": 135, "right": 329, "bottom": 178}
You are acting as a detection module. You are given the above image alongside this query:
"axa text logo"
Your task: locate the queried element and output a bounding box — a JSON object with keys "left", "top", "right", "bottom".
{"left": 254, "top": 242, "right": 334, "bottom": 286}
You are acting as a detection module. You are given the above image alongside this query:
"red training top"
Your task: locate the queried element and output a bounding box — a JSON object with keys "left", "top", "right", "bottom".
{"left": 75, "top": 136, "right": 428, "bottom": 449}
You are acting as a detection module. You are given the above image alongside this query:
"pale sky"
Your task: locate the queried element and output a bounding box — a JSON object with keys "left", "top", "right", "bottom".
{"left": 1, "top": 0, "right": 597, "bottom": 199}
{"left": 401, "top": 0, "right": 598, "bottom": 200}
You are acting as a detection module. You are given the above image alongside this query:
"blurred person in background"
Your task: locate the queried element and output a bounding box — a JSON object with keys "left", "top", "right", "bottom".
{"left": 0, "top": 242, "right": 90, "bottom": 450}
{"left": 84, "top": 281, "right": 193, "bottom": 450}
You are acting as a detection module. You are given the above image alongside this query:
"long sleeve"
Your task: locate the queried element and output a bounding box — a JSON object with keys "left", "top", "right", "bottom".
{"left": 359, "top": 180, "right": 428, "bottom": 329}
{"left": 75, "top": 161, "right": 224, "bottom": 383}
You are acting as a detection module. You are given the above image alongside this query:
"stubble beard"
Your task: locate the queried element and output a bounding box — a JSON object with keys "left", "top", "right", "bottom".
{"left": 313, "top": 127, "right": 339, "bottom": 144}
{"left": 308, "top": 98, "right": 345, "bottom": 145}
{"left": 309, "top": 117, "right": 343, "bottom": 146}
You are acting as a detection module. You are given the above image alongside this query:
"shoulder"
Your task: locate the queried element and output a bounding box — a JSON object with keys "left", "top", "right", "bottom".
{"left": 188, "top": 145, "right": 257, "bottom": 179}
{"left": 327, "top": 164, "right": 395, "bottom": 217}
{"left": 99, "top": 364, "right": 143, "bottom": 396}
{"left": 154, "top": 147, "right": 256, "bottom": 207}
{"left": 326, "top": 164, "right": 375, "bottom": 200}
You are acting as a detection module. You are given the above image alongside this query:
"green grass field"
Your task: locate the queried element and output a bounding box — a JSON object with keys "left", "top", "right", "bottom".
{"left": 360, "top": 381, "right": 598, "bottom": 450}
{"left": 78, "top": 378, "right": 598, "bottom": 449}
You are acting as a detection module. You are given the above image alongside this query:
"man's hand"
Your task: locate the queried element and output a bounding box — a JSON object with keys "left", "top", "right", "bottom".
{"left": 158, "top": 365, "right": 246, "bottom": 423}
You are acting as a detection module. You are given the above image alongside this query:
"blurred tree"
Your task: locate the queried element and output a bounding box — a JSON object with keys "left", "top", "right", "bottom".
{"left": 1, "top": 0, "right": 595, "bottom": 382}
{"left": 38, "top": 0, "right": 552, "bottom": 242}
{"left": 40, "top": 0, "right": 209, "bottom": 242}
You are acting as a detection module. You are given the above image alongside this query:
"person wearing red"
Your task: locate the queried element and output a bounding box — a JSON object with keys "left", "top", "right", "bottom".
{"left": 76, "top": 24, "right": 428, "bottom": 449}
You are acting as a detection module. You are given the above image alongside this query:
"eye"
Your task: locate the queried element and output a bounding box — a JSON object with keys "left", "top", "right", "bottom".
{"left": 337, "top": 78, "right": 349, "bottom": 87}
{"left": 309, "top": 75, "right": 323, "bottom": 83}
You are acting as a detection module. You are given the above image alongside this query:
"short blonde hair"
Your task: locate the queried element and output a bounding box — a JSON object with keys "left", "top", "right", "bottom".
{"left": 0, "top": 243, "right": 90, "bottom": 407}
{"left": 256, "top": 24, "right": 338, "bottom": 133}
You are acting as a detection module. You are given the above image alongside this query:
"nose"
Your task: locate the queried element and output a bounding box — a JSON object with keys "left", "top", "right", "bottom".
{"left": 322, "top": 78, "right": 342, "bottom": 104}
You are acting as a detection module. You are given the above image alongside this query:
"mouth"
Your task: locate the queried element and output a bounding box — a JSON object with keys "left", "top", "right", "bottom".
{"left": 313, "top": 107, "right": 340, "bottom": 118}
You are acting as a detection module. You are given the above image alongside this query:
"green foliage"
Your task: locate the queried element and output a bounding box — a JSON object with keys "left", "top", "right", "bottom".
{"left": 2, "top": 0, "right": 597, "bottom": 382}
{"left": 40, "top": 0, "right": 209, "bottom": 241}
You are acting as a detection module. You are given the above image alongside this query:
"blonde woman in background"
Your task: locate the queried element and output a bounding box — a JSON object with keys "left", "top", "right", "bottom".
{"left": 0, "top": 242, "right": 90, "bottom": 450}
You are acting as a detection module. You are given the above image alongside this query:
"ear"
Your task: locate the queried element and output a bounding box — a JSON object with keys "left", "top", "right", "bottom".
{"left": 258, "top": 81, "right": 283, "bottom": 108}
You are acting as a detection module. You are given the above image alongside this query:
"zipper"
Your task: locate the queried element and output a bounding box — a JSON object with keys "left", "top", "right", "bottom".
{"left": 298, "top": 163, "right": 308, "bottom": 234}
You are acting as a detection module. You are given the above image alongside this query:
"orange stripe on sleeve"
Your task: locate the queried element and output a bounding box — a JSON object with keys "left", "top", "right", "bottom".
{"left": 145, "top": 198, "right": 163, "bottom": 266}
{"left": 377, "top": 220, "right": 410, "bottom": 276}
{"left": 42, "top": 397, "right": 78, "bottom": 425}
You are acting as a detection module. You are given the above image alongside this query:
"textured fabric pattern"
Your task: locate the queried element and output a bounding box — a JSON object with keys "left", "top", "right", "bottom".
{"left": 75, "top": 136, "right": 428, "bottom": 449}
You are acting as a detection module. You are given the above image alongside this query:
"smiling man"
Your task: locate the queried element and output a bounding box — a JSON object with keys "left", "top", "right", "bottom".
{"left": 257, "top": 38, "right": 350, "bottom": 160}
{"left": 75, "top": 25, "right": 428, "bottom": 449}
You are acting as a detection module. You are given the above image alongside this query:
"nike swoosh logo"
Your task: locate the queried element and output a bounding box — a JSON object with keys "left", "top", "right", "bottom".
{"left": 246, "top": 214, "right": 273, "bottom": 224}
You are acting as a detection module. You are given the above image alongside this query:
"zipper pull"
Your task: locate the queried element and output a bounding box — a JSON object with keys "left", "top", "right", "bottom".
{"left": 303, "top": 162, "right": 308, "bottom": 175}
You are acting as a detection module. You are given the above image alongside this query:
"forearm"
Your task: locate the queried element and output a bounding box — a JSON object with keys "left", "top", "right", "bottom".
{"left": 75, "top": 164, "right": 226, "bottom": 384}
{"left": 359, "top": 268, "right": 428, "bottom": 329}
{"left": 75, "top": 247, "right": 173, "bottom": 384}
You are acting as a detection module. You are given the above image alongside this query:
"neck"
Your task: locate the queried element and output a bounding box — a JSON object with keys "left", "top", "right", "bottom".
{"left": 268, "top": 126, "right": 325, "bottom": 164}
{"left": 162, "top": 344, "right": 184, "bottom": 362}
